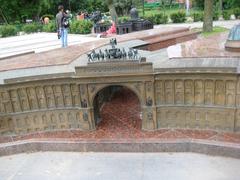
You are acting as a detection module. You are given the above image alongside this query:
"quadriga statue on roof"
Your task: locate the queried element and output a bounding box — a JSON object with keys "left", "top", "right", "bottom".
{"left": 130, "top": 6, "right": 139, "bottom": 20}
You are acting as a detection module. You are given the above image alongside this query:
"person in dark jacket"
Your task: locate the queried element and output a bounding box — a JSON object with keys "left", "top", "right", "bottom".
{"left": 56, "top": 5, "right": 71, "bottom": 48}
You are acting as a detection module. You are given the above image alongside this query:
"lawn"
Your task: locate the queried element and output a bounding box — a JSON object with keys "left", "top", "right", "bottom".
{"left": 192, "top": 26, "right": 229, "bottom": 37}
{"left": 141, "top": 8, "right": 202, "bottom": 17}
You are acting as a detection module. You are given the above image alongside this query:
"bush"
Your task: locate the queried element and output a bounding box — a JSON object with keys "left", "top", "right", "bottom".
{"left": 143, "top": 15, "right": 155, "bottom": 24}
{"left": 70, "top": 20, "right": 93, "bottom": 34}
{"left": 170, "top": 11, "right": 186, "bottom": 23}
{"left": 118, "top": 17, "right": 130, "bottom": 24}
{"left": 223, "top": 10, "right": 232, "bottom": 20}
{"left": 213, "top": 11, "right": 220, "bottom": 21}
{"left": 42, "top": 21, "right": 56, "bottom": 32}
{"left": 192, "top": 12, "right": 203, "bottom": 22}
{"left": 14, "top": 21, "right": 23, "bottom": 32}
{"left": 143, "top": 13, "right": 168, "bottom": 24}
{"left": 0, "top": 25, "right": 18, "bottom": 37}
{"left": 22, "top": 23, "right": 42, "bottom": 34}
{"left": 153, "top": 13, "right": 168, "bottom": 24}
{"left": 233, "top": 8, "right": 240, "bottom": 19}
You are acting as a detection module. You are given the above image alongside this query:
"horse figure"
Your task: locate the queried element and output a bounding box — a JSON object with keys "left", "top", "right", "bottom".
{"left": 133, "top": 49, "right": 138, "bottom": 60}
{"left": 128, "top": 48, "right": 133, "bottom": 59}
{"left": 99, "top": 49, "right": 105, "bottom": 61}
{"left": 110, "top": 38, "right": 117, "bottom": 49}
{"left": 105, "top": 49, "right": 110, "bottom": 59}
{"left": 91, "top": 50, "right": 99, "bottom": 61}
{"left": 87, "top": 53, "right": 93, "bottom": 62}
{"left": 116, "top": 49, "right": 122, "bottom": 59}
{"left": 122, "top": 48, "right": 127, "bottom": 59}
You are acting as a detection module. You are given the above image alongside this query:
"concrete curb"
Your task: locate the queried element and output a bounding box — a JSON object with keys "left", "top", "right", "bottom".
{"left": 0, "top": 139, "right": 239, "bottom": 159}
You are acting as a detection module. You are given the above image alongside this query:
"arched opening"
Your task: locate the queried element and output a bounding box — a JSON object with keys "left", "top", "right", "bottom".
{"left": 93, "top": 85, "right": 142, "bottom": 131}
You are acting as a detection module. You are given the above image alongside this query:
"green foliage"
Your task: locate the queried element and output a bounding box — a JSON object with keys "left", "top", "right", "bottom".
{"left": 115, "top": 0, "right": 132, "bottom": 16}
{"left": 192, "top": 12, "right": 203, "bottom": 22}
{"left": 193, "top": 0, "right": 240, "bottom": 10}
{"left": 0, "top": 0, "right": 108, "bottom": 24}
{"left": 213, "top": 11, "right": 219, "bottom": 21}
{"left": 233, "top": 8, "right": 240, "bottom": 18}
{"left": 153, "top": 13, "right": 168, "bottom": 24}
{"left": 170, "top": 11, "right": 186, "bottom": 23}
{"left": 223, "top": 10, "right": 232, "bottom": 20}
{"left": 70, "top": 20, "right": 93, "bottom": 34}
{"left": 0, "top": 25, "right": 18, "bottom": 37}
{"left": 22, "top": 23, "right": 42, "bottom": 34}
{"left": 42, "top": 21, "right": 56, "bottom": 32}
{"left": 223, "top": 0, "right": 240, "bottom": 9}
{"left": 144, "top": 13, "right": 168, "bottom": 24}
{"left": 118, "top": 16, "right": 130, "bottom": 23}
{"left": 0, "top": 0, "right": 53, "bottom": 23}
{"left": 14, "top": 21, "right": 23, "bottom": 32}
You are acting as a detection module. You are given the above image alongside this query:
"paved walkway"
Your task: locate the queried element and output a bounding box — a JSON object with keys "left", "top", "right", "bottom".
{"left": 1, "top": 20, "right": 239, "bottom": 60}
{"left": 0, "top": 152, "right": 239, "bottom": 180}
{"left": 0, "top": 33, "right": 98, "bottom": 59}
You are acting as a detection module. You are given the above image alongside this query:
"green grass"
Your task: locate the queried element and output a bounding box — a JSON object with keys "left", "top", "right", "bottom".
{"left": 139, "top": 8, "right": 202, "bottom": 17}
{"left": 192, "top": 26, "right": 229, "bottom": 37}
{"left": 202, "top": 26, "right": 229, "bottom": 37}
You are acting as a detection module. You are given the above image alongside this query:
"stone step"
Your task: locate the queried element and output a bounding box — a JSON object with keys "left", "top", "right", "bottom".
{"left": 145, "top": 31, "right": 199, "bottom": 44}
{"left": 144, "top": 31, "right": 199, "bottom": 51}
{"left": 141, "top": 28, "right": 190, "bottom": 41}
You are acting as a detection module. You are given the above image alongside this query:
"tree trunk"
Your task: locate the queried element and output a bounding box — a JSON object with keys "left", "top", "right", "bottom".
{"left": 108, "top": 3, "right": 118, "bottom": 24}
{"left": 203, "top": 0, "right": 214, "bottom": 32}
{"left": 219, "top": 0, "right": 223, "bottom": 15}
{"left": 0, "top": 7, "right": 9, "bottom": 24}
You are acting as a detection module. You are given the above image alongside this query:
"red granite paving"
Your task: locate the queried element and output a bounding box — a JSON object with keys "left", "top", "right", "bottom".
{"left": 0, "top": 88, "right": 240, "bottom": 145}
{"left": 168, "top": 32, "right": 240, "bottom": 58}
{"left": 0, "top": 27, "right": 188, "bottom": 72}
{"left": 1, "top": 28, "right": 240, "bottom": 73}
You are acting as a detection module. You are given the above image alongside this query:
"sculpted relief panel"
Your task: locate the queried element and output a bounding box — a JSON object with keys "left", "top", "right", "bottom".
{"left": 215, "top": 80, "right": 225, "bottom": 106}
{"left": 165, "top": 80, "right": 174, "bottom": 104}
{"left": 155, "top": 81, "right": 164, "bottom": 105}
{"left": 226, "top": 81, "right": 235, "bottom": 106}
{"left": 7, "top": 109, "right": 92, "bottom": 135}
{"left": 174, "top": 80, "right": 184, "bottom": 104}
{"left": 0, "top": 83, "right": 95, "bottom": 135}
{"left": 155, "top": 77, "right": 238, "bottom": 132}
{"left": 27, "top": 87, "right": 38, "bottom": 110}
{"left": 185, "top": 80, "right": 194, "bottom": 105}
{"left": 155, "top": 78, "right": 236, "bottom": 107}
{"left": 157, "top": 107, "right": 235, "bottom": 131}
{"left": 0, "top": 91, "right": 13, "bottom": 113}
{"left": 53, "top": 85, "right": 64, "bottom": 108}
{"left": 0, "top": 74, "right": 240, "bottom": 135}
{"left": 204, "top": 80, "right": 214, "bottom": 105}
{"left": 194, "top": 80, "right": 204, "bottom": 105}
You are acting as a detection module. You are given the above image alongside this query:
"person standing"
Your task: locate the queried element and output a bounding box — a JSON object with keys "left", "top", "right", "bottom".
{"left": 56, "top": 5, "right": 71, "bottom": 48}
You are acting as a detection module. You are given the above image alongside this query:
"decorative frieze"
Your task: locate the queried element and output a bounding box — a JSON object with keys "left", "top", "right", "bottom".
{"left": 0, "top": 72, "right": 240, "bottom": 135}
{"left": 157, "top": 107, "right": 235, "bottom": 131}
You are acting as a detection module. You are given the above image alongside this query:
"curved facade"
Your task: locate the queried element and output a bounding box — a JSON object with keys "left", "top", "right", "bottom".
{"left": 1, "top": 60, "right": 240, "bottom": 136}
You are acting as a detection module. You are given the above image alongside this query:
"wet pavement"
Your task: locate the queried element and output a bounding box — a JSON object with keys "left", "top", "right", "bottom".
{"left": 0, "top": 152, "right": 240, "bottom": 180}
{"left": 168, "top": 32, "right": 240, "bottom": 58}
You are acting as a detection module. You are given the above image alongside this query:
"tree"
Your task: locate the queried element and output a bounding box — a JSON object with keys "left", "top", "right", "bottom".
{"left": 106, "top": 0, "right": 118, "bottom": 23}
{"left": 203, "top": 0, "right": 214, "bottom": 32}
{"left": 115, "top": 0, "right": 132, "bottom": 16}
{"left": 219, "top": 0, "right": 223, "bottom": 16}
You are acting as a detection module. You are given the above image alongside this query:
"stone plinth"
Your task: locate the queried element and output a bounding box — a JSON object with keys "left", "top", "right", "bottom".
{"left": 225, "top": 40, "right": 240, "bottom": 52}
